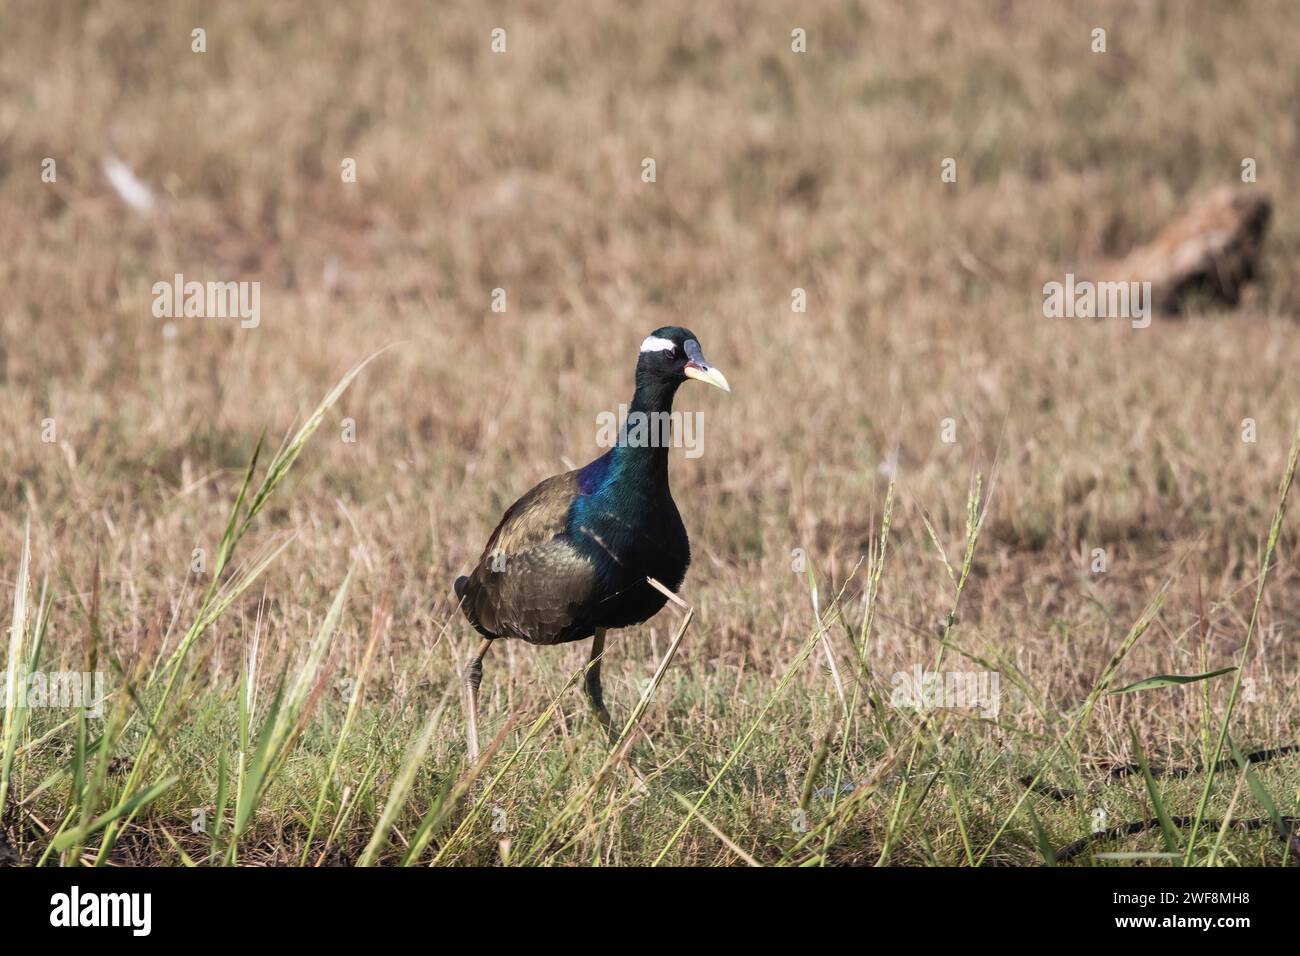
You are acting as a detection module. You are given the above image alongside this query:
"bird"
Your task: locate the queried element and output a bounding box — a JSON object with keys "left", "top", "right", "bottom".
{"left": 454, "top": 326, "right": 730, "bottom": 761}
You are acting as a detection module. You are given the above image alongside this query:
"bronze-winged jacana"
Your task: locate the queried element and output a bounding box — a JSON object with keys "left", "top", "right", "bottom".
{"left": 454, "top": 327, "right": 730, "bottom": 760}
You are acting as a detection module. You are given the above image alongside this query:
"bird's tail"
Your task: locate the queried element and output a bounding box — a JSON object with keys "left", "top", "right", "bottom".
{"left": 453, "top": 574, "right": 494, "bottom": 639}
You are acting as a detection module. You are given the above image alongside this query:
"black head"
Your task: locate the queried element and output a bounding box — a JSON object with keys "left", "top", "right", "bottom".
{"left": 635, "top": 326, "right": 731, "bottom": 393}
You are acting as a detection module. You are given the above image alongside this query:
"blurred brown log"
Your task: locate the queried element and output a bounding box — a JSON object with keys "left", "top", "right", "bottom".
{"left": 1098, "top": 187, "right": 1270, "bottom": 314}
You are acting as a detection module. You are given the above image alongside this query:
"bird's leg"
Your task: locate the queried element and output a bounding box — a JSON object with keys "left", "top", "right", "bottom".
{"left": 585, "top": 629, "right": 615, "bottom": 741}
{"left": 463, "top": 638, "right": 493, "bottom": 764}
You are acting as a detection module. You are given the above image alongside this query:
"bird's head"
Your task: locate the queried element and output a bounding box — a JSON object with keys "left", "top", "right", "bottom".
{"left": 635, "top": 326, "right": 731, "bottom": 393}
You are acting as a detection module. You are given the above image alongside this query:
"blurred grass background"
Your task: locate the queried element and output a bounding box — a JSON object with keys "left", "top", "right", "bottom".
{"left": 3, "top": 0, "right": 1300, "bottom": 864}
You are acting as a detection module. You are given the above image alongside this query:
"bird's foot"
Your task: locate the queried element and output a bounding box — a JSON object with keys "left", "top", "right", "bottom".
{"left": 584, "top": 679, "right": 615, "bottom": 742}
{"left": 587, "top": 697, "right": 616, "bottom": 743}
{"left": 593, "top": 702, "right": 616, "bottom": 743}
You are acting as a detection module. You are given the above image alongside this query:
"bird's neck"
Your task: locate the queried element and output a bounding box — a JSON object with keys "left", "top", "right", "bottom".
{"left": 608, "top": 378, "right": 680, "bottom": 491}
{"left": 628, "top": 377, "right": 679, "bottom": 417}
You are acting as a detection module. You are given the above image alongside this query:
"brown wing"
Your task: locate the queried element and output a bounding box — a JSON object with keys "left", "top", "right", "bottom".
{"left": 456, "top": 470, "right": 598, "bottom": 645}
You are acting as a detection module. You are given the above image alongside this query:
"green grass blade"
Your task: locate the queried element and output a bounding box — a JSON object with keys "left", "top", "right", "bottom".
{"left": 1131, "top": 727, "right": 1181, "bottom": 858}
{"left": 0, "top": 521, "right": 33, "bottom": 816}
{"left": 1185, "top": 420, "right": 1300, "bottom": 860}
{"left": 1109, "top": 666, "right": 1236, "bottom": 695}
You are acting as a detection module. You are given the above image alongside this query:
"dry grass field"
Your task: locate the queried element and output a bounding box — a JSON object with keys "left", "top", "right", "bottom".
{"left": 3, "top": 0, "right": 1300, "bottom": 866}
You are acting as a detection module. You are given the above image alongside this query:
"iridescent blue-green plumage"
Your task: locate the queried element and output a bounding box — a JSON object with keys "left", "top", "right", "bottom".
{"left": 456, "top": 327, "right": 717, "bottom": 646}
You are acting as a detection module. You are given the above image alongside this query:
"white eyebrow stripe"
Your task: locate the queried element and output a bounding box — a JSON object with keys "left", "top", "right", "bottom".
{"left": 640, "top": 335, "right": 676, "bottom": 353}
